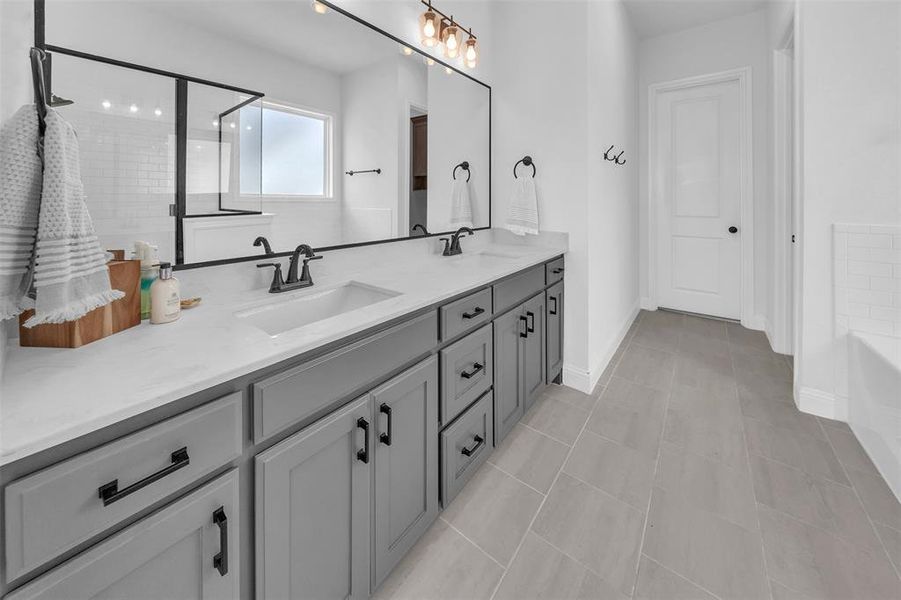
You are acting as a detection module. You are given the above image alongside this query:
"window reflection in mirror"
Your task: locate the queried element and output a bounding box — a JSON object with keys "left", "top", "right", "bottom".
{"left": 45, "top": 0, "right": 490, "bottom": 267}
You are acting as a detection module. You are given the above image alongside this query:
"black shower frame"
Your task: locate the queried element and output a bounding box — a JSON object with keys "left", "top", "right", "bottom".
{"left": 33, "top": 0, "right": 492, "bottom": 270}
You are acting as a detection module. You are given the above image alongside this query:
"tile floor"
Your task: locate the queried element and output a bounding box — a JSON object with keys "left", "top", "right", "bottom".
{"left": 376, "top": 310, "right": 901, "bottom": 600}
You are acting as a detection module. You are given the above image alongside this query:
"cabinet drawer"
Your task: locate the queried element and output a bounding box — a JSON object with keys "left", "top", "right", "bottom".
{"left": 493, "top": 266, "right": 544, "bottom": 314}
{"left": 252, "top": 310, "right": 438, "bottom": 443}
{"left": 439, "top": 287, "right": 492, "bottom": 341}
{"left": 440, "top": 391, "right": 493, "bottom": 507}
{"left": 6, "top": 470, "right": 240, "bottom": 600}
{"left": 4, "top": 393, "right": 242, "bottom": 582}
{"left": 545, "top": 257, "right": 565, "bottom": 285}
{"left": 440, "top": 324, "right": 493, "bottom": 425}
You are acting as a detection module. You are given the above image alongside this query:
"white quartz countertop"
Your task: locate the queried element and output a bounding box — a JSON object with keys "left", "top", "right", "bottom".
{"left": 0, "top": 234, "right": 565, "bottom": 466}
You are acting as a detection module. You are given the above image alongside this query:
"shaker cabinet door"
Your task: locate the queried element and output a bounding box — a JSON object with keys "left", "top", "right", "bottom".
{"left": 546, "top": 282, "right": 564, "bottom": 383}
{"left": 371, "top": 356, "right": 439, "bottom": 589}
{"left": 522, "top": 293, "right": 547, "bottom": 412}
{"left": 493, "top": 308, "right": 525, "bottom": 444}
{"left": 5, "top": 470, "right": 240, "bottom": 600}
{"left": 255, "top": 396, "right": 372, "bottom": 600}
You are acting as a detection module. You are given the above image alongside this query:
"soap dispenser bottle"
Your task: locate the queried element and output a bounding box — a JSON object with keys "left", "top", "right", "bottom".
{"left": 150, "top": 262, "right": 181, "bottom": 324}
{"left": 135, "top": 242, "right": 160, "bottom": 320}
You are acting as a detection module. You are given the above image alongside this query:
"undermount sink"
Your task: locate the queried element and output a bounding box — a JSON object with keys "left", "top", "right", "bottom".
{"left": 236, "top": 281, "right": 401, "bottom": 336}
{"left": 445, "top": 250, "right": 519, "bottom": 268}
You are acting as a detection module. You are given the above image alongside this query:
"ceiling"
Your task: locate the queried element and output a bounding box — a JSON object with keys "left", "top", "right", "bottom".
{"left": 623, "top": 0, "right": 769, "bottom": 39}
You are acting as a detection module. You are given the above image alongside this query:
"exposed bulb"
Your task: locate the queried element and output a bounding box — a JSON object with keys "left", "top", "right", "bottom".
{"left": 424, "top": 19, "right": 435, "bottom": 37}
{"left": 465, "top": 45, "right": 476, "bottom": 61}
{"left": 311, "top": 0, "right": 327, "bottom": 14}
{"left": 446, "top": 33, "right": 457, "bottom": 50}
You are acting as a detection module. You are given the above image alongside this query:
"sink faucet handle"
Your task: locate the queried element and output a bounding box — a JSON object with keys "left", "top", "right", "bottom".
{"left": 302, "top": 254, "right": 323, "bottom": 263}
{"left": 439, "top": 237, "right": 451, "bottom": 256}
{"left": 257, "top": 262, "right": 285, "bottom": 292}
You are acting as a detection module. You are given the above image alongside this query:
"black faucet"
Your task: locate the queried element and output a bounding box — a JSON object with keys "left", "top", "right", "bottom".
{"left": 441, "top": 227, "right": 474, "bottom": 256}
{"left": 256, "top": 244, "right": 323, "bottom": 293}
{"left": 411, "top": 223, "right": 429, "bottom": 236}
{"left": 253, "top": 236, "right": 274, "bottom": 255}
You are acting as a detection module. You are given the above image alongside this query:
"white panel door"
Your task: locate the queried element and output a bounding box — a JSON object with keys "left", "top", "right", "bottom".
{"left": 655, "top": 79, "right": 742, "bottom": 319}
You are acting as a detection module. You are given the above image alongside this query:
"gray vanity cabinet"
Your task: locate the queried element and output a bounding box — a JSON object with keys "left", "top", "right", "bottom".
{"left": 255, "top": 396, "right": 372, "bottom": 600}
{"left": 371, "top": 356, "right": 438, "bottom": 589}
{"left": 5, "top": 470, "right": 240, "bottom": 600}
{"left": 546, "top": 281, "right": 564, "bottom": 384}
{"left": 493, "top": 293, "right": 547, "bottom": 444}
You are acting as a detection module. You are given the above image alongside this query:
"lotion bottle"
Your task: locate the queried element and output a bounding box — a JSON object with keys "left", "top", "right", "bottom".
{"left": 150, "top": 262, "right": 181, "bottom": 324}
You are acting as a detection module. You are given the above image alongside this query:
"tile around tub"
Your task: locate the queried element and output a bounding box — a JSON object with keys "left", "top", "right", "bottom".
{"left": 654, "top": 442, "right": 758, "bottom": 531}
{"left": 373, "top": 518, "right": 503, "bottom": 600}
{"left": 613, "top": 344, "right": 675, "bottom": 391}
{"left": 587, "top": 377, "right": 667, "bottom": 458}
{"left": 440, "top": 462, "right": 543, "bottom": 566}
{"left": 633, "top": 555, "right": 718, "bottom": 600}
{"left": 493, "top": 532, "right": 625, "bottom": 600}
{"left": 532, "top": 473, "right": 644, "bottom": 596}
{"left": 563, "top": 430, "right": 656, "bottom": 509}
{"left": 758, "top": 504, "right": 900, "bottom": 600}
{"left": 749, "top": 454, "right": 883, "bottom": 553}
{"left": 489, "top": 423, "right": 569, "bottom": 494}
{"left": 521, "top": 394, "right": 589, "bottom": 446}
{"left": 743, "top": 418, "right": 850, "bottom": 486}
{"left": 642, "top": 486, "right": 769, "bottom": 600}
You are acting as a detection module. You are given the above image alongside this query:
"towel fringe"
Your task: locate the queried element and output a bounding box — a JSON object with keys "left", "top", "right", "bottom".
{"left": 22, "top": 288, "right": 124, "bottom": 328}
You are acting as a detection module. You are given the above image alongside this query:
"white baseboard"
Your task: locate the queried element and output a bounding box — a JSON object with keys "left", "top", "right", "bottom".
{"left": 797, "top": 386, "right": 848, "bottom": 421}
{"left": 640, "top": 297, "right": 656, "bottom": 310}
{"left": 562, "top": 302, "right": 640, "bottom": 395}
{"left": 743, "top": 314, "right": 767, "bottom": 331}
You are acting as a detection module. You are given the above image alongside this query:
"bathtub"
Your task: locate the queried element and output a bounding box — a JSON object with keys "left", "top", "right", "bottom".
{"left": 848, "top": 332, "right": 901, "bottom": 501}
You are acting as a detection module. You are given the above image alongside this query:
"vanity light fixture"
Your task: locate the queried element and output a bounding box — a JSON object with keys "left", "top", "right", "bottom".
{"left": 463, "top": 33, "right": 478, "bottom": 68}
{"left": 440, "top": 22, "right": 462, "bottom": 59}
{"left": 419, "top": 0, "right": 478, "bottom": 65}
{"left": 419, "top": 4, "right": 440, "bottom": 47}
{"left": 311, "top": 0, "right": 328, "bottom": 15}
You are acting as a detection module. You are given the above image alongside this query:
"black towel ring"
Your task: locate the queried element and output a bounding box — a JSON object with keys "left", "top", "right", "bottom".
{"left": 453, "top": 161, "right": 471, "bottom": 182}
{"left": 513, "top": 155, "right": 536, "bottom": 178}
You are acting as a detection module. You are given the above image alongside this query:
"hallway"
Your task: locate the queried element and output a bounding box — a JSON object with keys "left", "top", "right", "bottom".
{"left": 377, "top": 310, "right": 901, "bottom": 600}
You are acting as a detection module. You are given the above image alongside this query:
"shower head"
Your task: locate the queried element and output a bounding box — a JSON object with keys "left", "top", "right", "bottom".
{"left": 49, "top": 94, "right": 74, "bottom": 107}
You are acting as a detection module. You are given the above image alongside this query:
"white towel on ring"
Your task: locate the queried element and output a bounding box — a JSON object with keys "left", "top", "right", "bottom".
{"left": 449, "top": 176, "right": 473, "bottom": 228}
{"left": 22, "top": 108, "right": 122, "bottom": 327}
{"left": 505, "top": 174, "right": 538, "bottom": 236}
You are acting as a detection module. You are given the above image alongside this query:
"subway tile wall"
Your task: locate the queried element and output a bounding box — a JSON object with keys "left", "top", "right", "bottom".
{"left": 834, "top": 223, "right": 901, "bottom": 338}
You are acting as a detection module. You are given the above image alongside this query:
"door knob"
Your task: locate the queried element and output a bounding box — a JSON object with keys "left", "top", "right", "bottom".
{"left": 728, "top": 226, "right": 738, "bottom": 234}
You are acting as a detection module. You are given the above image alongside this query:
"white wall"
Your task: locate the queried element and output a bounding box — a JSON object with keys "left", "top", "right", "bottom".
{"left": 638, "top": 10, "right": 771, "bottom": 328}
{"left": 492, "top": 0, "right": 639, "bottom": 393}
{"left": 795, "top": 0, "right": 901, "bottom": 418}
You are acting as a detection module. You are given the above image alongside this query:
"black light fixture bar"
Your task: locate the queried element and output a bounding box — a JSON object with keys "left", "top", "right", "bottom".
{"left": 419, "top": 0, "right": 476, "bottom": 39}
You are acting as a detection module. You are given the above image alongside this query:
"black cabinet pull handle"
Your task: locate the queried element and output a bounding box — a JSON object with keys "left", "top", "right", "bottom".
{"left": 357, "top": 418, "right": 370, "bottom": 463}
{"left": 460, "top": 362, "right": 484, "bottom": 379}
{"left": 379, "top": 404, "right": 392, "bottom": 446}
{"left": 527, "top": 311, "right": 536, "bottom": 333}
{"left": 549, "top": 296, "right": 558, "bottom": 315}
{"left": 98, "top": 447, "right": 190, "bottom": 506}
{"left": 519, "top": 315, "right": 528, "bottom": 338}
{"left": 462, "top": 306, "right": 485, "bottom": 319}
{"left": 552, "top": 267, "right": 564, "bottom": 274}
{"left": 213, "top": 507, "right": 228, "bottom": 576}
{"left": 461, "top": 435, "right": 485, "bottom": 457}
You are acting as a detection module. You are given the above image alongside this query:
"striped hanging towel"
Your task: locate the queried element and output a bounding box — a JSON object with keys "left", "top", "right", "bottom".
{"left": 505, "top": 173, "right": 539, "bottom": 236}
{"left": 0, "top": 105, "right": 42, "bottom": 320}
{"left": 22, "top": 109, "right": 122, "bottom": 327}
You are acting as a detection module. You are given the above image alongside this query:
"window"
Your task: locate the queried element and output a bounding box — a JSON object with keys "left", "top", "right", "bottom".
{"left": 241, "top": 101, "right": 332, "bottom": 198}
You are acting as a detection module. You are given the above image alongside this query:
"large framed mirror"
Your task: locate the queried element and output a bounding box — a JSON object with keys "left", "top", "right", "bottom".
{"left": 39, "top": 0, "right": 491, "bottom": 268}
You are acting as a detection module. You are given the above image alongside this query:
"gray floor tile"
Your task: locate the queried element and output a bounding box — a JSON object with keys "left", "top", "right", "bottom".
{"left": 846, "top": 467, "right": 901, "bottom": 529}
{"left": 759, "top": 505, "right": 901, "bottom": 600}
{"left": 682, "top": 314, "right": 728, "bottom": 339}
{"left": 817, "top": 416, "right": 852, "bottom": 433}
{"left": 532, "top": 473, "right": 644, "bottom": 596}
{"left": 633, "top": 555, "right": 718, "bottom": 600}
{"left": 643, "top": 487, "right": 769, "bottom": 599}
{"left": 739, "top": 393, "right": 825, "bottom": 439}
{"left": 769, "top": 579, "right": 821, "bottom": 600}
{"left": 440, "top": 463, "right": 543, "bottom": 566}
{"left": 875, "top": 523, "right": 901, "bottom": 574}
{"left": 677, "top": 328, "right": 731, "bottom": 361}
{"left": 631, "top": 320, "right": 681, "bottom": 353}
{"left": 732, "top": 350, "right": 793, "bottom": 382}
{"left": 544, "top": 383, "right": 598, "bottom": 412}
{"left": 725, "top": 322, "right": 772, "bottom": 355}
{"left": 373, "top": 518, "right": 503, "bottom": 600}
{"left": 588, "top": 377, "right": 667, "bottom": 458}
{"left": 521, "top": 394, "right": 589, "bottom": 445}
{"left": 750, "top": 454, "right": 883, "bottom": 553}
{"left": 663, "top": 384, "right": 747, "bottom": 469}
{"left": 564, "top": 430, "right": 656, "bottom": 509}
{"left": 493, "top": 532, "right": 625, "bottom": 600}
{"left": 743, "top": 418, "right": 850, "bottom": 486}
{"left": 613, "top": 344, "right": 675, "bottom": 391}
{"left": 640, "top": 309, "right": 685, "bottom": 330}
{"left": 672, "top": 351, "right": 737, "bottom": 397}
{"left": 489, "top": 424, "right": 569, "bottom": 494}
{"left": 823, "top": 425, "right": 880, "bottom": 475}
{"left": 655, "top": 442, "right": 758, "bottom": 531}
{"left": 734, "top": 368, "right": 795, "bottom": 401}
